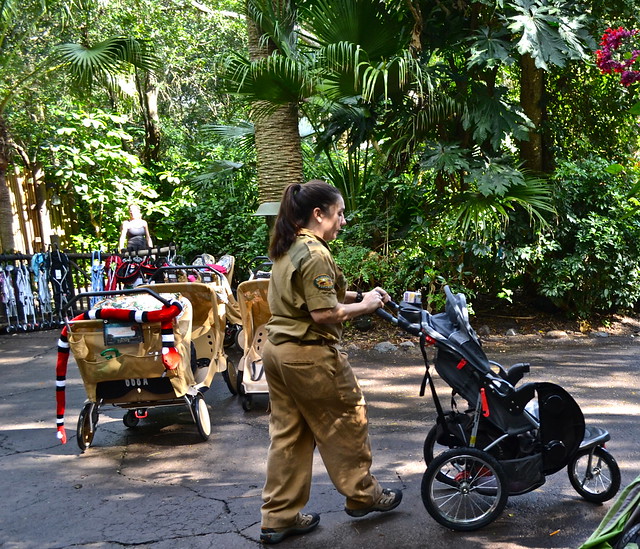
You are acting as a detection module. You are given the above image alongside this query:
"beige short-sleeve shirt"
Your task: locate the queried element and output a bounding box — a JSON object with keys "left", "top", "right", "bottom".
{"left": 267, "top": 229, "right": 346, "bottom": 345}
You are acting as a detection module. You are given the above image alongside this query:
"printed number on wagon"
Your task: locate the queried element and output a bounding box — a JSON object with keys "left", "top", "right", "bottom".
{"left": 125, "top": 378, "right": 149, "bottom": 387}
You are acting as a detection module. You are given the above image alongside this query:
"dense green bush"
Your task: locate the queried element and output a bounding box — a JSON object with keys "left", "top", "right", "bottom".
{"left": 170, "top": 194, "right": 270, "bottom": 283}
{"left": 512, "top": 157, "right": 640, "bottom": 317}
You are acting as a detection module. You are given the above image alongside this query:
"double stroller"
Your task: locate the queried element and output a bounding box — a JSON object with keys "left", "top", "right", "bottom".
{"left": 55, "top": 264, "right": 235, "bottom": 452}
{"left": 377, "top": 286, "right": 621, "bottom": 531}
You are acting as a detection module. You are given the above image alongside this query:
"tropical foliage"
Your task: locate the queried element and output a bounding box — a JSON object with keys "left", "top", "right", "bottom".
{"left": 3, "top": 0, "right": 640, "bottom": 319}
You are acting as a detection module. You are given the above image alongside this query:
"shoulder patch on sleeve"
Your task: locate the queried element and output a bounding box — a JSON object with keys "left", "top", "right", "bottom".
{"left": 313, "top": 274, "right": 334, "bottom": 290}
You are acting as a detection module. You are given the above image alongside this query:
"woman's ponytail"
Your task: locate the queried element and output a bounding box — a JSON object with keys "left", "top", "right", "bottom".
{"left": 268, "top": 180, "right": 341, "bottom": 259}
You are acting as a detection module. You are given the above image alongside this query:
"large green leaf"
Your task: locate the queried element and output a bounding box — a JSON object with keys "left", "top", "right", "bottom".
{"left": 506, "top": 0, "right": 592, "bottom": 70}
{"left": 297, "top": 0, "right": 411, "bottom": 60}
{"left": 453, "top": 173, "right": 554, "bottom": 238}
{"left": 223, "top": 52, "right": 315, "bottom": 105}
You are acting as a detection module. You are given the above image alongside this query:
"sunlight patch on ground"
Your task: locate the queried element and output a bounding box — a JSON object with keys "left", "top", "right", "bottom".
{"left": 581, "top": 404, "right": 640, "bottom": 415}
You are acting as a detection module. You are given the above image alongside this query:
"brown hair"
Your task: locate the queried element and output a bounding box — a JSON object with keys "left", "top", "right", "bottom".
{"left": 269, "top": 179, "right": 342, "bottom": 259}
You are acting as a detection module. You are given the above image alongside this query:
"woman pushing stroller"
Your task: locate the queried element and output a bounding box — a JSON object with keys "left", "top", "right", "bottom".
{"left": 260, "top": 179, "right": 402, "bottom": 544}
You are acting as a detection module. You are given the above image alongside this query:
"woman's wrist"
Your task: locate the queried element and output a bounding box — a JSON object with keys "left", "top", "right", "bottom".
{"left": 355, "top": 290, "right": 363, "bottom": 303}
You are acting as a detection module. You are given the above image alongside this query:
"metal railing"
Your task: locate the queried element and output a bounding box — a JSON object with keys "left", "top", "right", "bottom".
{"left": 0, "top": 245, "right": 177, "bottom": 333}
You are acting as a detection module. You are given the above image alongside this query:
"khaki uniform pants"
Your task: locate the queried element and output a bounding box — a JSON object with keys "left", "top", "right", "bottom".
{"left": 261, "top": 340, "right": 382, "bottom": 529}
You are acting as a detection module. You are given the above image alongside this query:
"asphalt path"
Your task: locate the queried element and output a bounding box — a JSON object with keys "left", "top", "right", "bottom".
{"left": 1, "top": 330, "right": 640, "bottom": 548}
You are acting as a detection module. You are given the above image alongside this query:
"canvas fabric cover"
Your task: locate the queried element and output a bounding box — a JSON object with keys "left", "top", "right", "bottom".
{"left": 68, "top": 293, "right": 193, "bottom": 402}
{"left": 237, "top": 279, "right": 271, "bottom": 394}
{"left": 143, "top": 281, "right": 232, "bottom": 388}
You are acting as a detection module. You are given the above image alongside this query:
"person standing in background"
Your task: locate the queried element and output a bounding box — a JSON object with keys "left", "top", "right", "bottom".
{"left": 118, "top": 204, "right": 153, "bottom": 252}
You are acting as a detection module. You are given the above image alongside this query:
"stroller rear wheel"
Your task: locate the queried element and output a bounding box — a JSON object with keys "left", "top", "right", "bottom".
{"left": 221, "top": 358, "right": 238, "bottom": 395}
{"left": 568, "top": 446, "right": 620, "bottom": 503}
{"left": 123, "top": 410, "right": 140, "bottom": 428}
{"left": 77, "top": 402, "right": 99, "bottom": 452}
{"left": 421, "top": 447, "right": 508, "bottom": 531}
{"left": 242, "top": 394, "right": 253, "bottom": 411}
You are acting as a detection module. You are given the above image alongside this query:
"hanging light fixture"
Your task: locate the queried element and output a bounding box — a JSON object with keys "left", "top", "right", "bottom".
{"left": 51, "top": 192, "right": 61, "bottom": 206}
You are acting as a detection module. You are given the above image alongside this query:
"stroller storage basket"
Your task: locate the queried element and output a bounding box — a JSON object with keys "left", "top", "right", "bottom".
{"left": 501, "top": 453, "right": 545, "bottom": 495}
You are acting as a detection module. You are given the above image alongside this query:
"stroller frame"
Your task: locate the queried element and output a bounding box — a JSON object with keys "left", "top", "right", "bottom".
{"left": 57, "top": 280, "right": 230, "bottom": 452}
{"left": 377, "top": 285, "right": 621, "bottom": 531}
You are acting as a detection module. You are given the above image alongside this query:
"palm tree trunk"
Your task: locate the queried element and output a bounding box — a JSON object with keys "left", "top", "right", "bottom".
{"left": 246, "top": 0, "right": 303, "bottom": 205}
{"left": 253, "top": 102, "right": 303, "bottom": 203}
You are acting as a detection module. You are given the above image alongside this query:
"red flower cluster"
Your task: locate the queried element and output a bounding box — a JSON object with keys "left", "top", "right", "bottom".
{"left": 596, "top": 27, "right": 640, "bottom": 87}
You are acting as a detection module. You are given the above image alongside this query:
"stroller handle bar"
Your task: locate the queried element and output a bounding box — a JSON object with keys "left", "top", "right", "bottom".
{"left": 64, "top": 287, "right": 173, "bottom": 316}
{"left": 151, "top": 264, "right": 224, "bottom": 282}
{"left": 375, "top": 301, "right": 423, "bottom": 337}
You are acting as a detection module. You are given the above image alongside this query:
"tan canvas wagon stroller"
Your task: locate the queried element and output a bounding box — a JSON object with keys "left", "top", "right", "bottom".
{"left": 149, "top": 263, "right": 241, "bottom": 395}
{"left": 235, "top": 278, "right": 271, "bottom": 411}
{"left": 55, "top": 279, "right": 232, "bottom": 452}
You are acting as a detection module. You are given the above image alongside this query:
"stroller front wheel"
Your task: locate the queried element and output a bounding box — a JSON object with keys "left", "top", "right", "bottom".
{"left": 192, "top": 392, "right": 212, "bottom": 440}
{"left": 421, "top": 447, "right": 508, "bottom": 531}
{"left": 567, "top": 446, "right": 620, "bottom": 503}
{"left": 77, "top": 402, "right": 98, "bottom": 452}
{"left": 123, "top": 410, "right": 140, "bottom": 428}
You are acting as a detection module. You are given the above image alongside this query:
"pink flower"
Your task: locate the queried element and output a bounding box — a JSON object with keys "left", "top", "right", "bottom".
{"left": 596, "top": 27, "right": 640, "bottom": 87}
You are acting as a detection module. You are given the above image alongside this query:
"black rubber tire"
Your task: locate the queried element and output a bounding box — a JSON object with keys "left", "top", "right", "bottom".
{"left": 76, "top": 402, "right": 98, "bottom": 452}
{"left": 424, "top": 423, "right": 456, "bottom": 464}
{"left": 242, "top": 394, "right": 253, "bottom": 412}
{"left": 221, "top": 359, "right": 238, "bottom": 395}
{"left": 568, "top": 446, "right": 621, "bottom": 503}
{"left": 423, "top": 423, "right": 462, "bottom": 485}
{"left": 421, "top": 447, "right": 508, "bottom": 531}
{"left": 193, "top": 392, "right": 212, "bottom": 440}
{"left": 123, "top": 410, "right": 140, "bottom": 428}
{"left": 237, "top": 368, "right": 245, "bottom": 396}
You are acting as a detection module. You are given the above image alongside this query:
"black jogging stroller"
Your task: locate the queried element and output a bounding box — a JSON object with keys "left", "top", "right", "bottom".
{"left": 376, "top": 285, "right": 621, "bottom": 531}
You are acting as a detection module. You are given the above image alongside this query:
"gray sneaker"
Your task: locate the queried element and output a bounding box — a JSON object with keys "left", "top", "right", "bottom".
{"left": 260, "top": 512, "right": 320, "bottom": 544}
{"left": 345, "top": 488, "right": 403, "bottom": 517}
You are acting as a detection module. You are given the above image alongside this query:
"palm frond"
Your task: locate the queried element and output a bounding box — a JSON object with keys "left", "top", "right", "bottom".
{"left": 55, "top": 37, "right": 159, "bottom": 90}
{"left": 0, "top": 0, "right": 19, "bottom": 27}
{"left": 246, "top": 0, "right": 298, "bottom": 56}
{"left": 222, "top": 52, "right": 315, "bottom": 105}
{"left": 297, "top": 0, "right": 411, "bottom": 59}
{"left": 200, "top": 122, "right": 256, "bottom": 156}
{"left": 452, "top": 175, "right": 554, "bottom": 238}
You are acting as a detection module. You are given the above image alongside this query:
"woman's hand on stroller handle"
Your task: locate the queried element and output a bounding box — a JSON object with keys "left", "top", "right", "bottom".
{"left": 375, "top": 300, "right": 423, "bottom": 336}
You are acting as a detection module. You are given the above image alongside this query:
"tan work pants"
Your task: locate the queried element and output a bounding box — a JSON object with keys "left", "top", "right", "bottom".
{"left": 261, "top": 340, "right": 383, "bottom": 529}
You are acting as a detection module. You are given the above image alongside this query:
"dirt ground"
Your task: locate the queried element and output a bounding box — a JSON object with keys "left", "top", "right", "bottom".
{"left": 342, "top": 295, "right": 640, "bottom": 349}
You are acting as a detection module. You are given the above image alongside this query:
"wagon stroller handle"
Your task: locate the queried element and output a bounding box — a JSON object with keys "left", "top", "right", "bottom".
{"left": 150, "top": 264, "right": 225, "bottom": 283}
{"left": 62, "top": 287, "right": 173, "bottom": 320}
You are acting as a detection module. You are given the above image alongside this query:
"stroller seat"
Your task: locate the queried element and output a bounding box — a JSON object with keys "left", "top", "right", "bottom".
{"left": 143, "top": 282, "right": 229, "bottom": 387}
{"left": 236, "top": 279, "right": 271, "bottom": 410}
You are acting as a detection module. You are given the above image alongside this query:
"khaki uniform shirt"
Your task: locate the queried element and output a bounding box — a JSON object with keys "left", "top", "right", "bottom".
{"left": 267, "top": 229, "right": 346, "bottom": 345}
